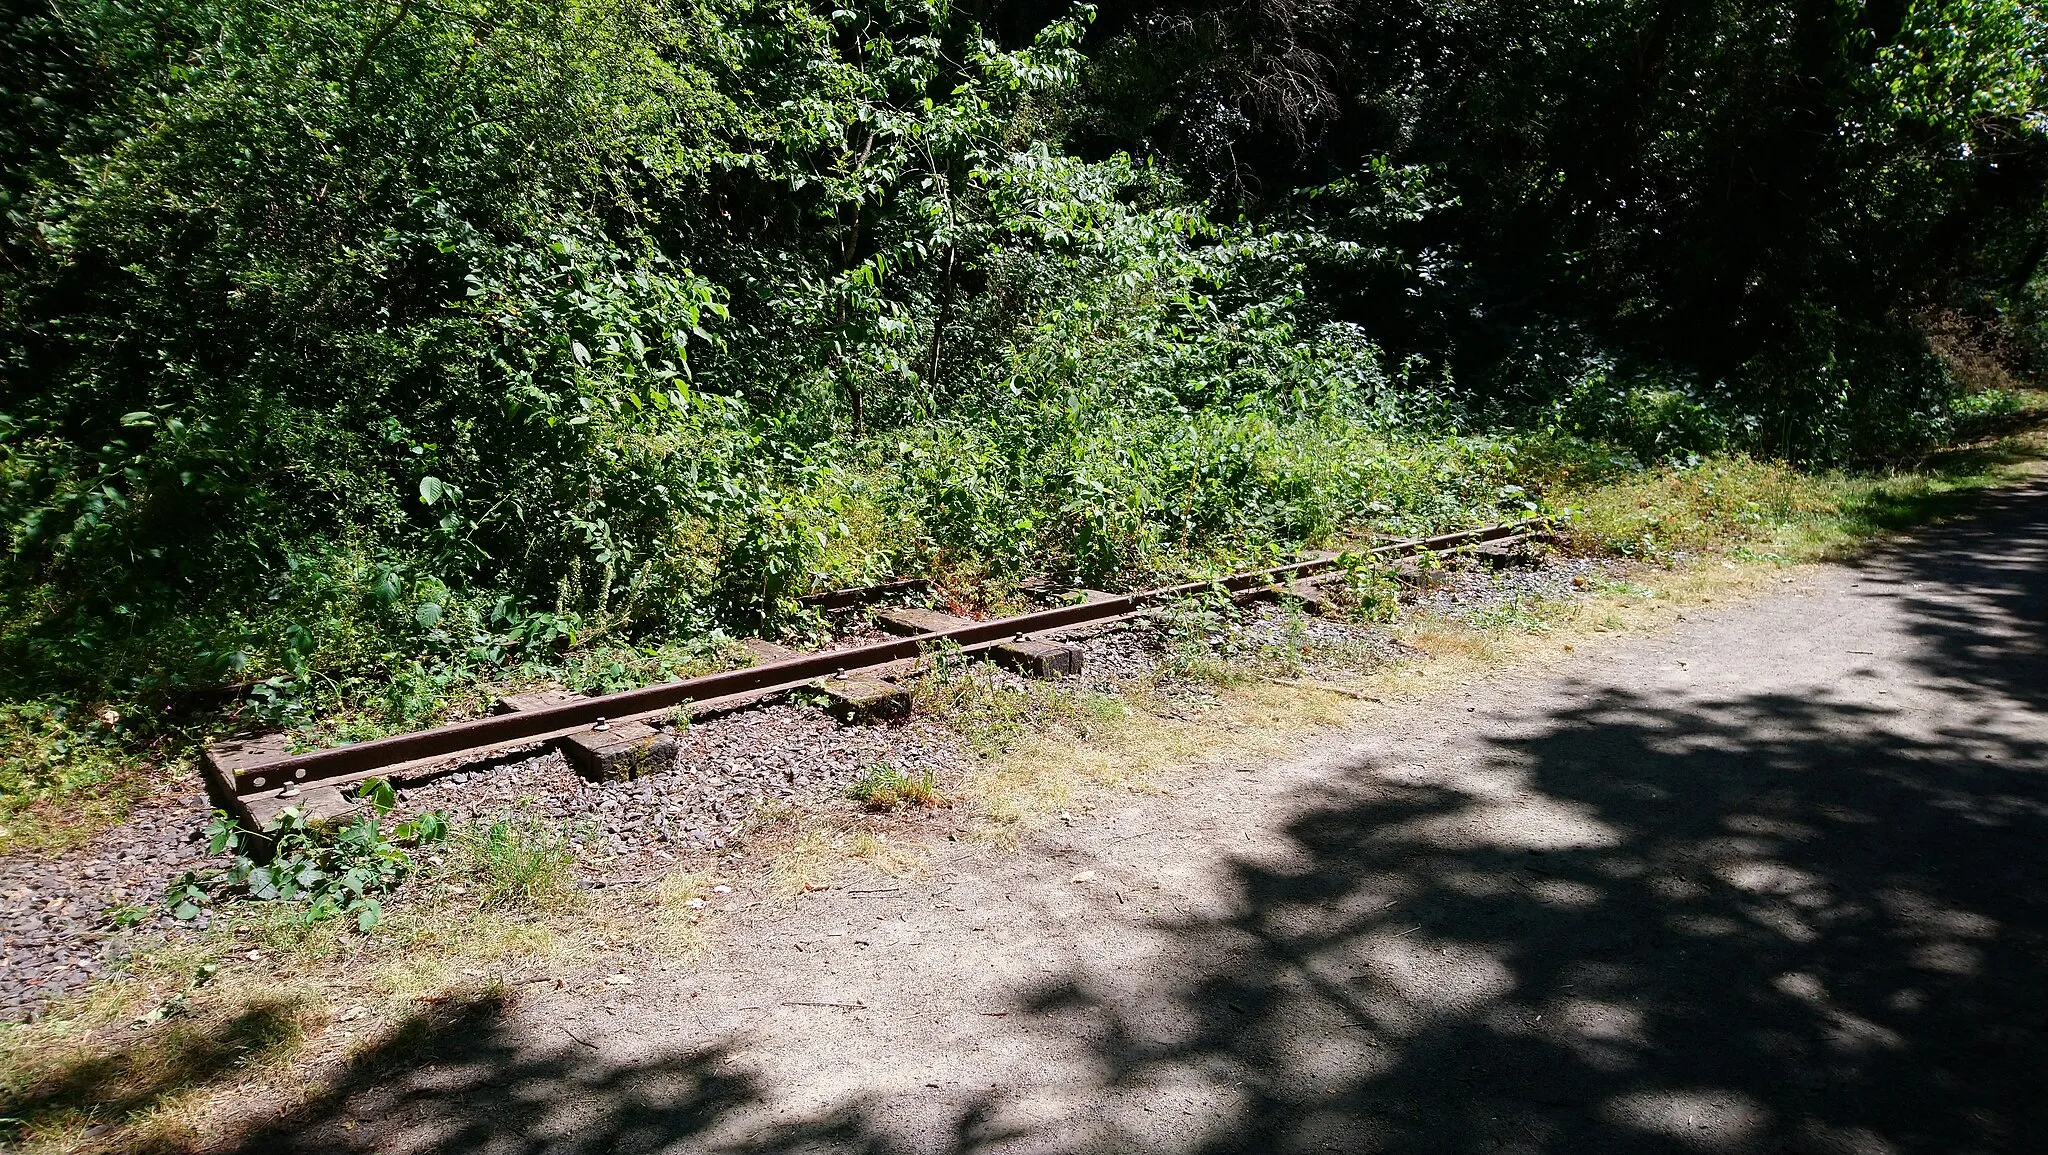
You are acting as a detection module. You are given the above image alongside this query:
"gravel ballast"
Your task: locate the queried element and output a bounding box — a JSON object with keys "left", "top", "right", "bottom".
{"left": 0, "top": 791, "right": 212, "bottom": 1020}
{"left": 0, "top": 542, "right": 1599, "bottom": 1021}
{"left": 395, "top": 703, "right": 966, "bottom": 858}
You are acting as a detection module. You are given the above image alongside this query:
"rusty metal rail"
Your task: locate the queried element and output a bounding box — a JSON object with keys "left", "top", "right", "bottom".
{"left": 206, "top": 520, "right": 1536, "bottom": 801}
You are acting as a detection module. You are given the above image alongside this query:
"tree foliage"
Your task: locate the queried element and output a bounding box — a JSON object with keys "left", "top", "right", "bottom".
{"left": 1082, "top": 0, "right": 2048, "bottom": 450}
{"left": 0, "top": 0, "right": 2042, "bottom": 732}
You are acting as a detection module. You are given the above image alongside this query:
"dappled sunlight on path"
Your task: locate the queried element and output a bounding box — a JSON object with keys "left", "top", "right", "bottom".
{"left": 221, "top": 481, "right": 2048, "bottom": 1155}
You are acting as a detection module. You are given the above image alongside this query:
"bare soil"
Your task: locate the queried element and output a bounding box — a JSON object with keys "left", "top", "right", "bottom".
{"left": 207, "top": 479, "right": 2048, "bottom": 1155}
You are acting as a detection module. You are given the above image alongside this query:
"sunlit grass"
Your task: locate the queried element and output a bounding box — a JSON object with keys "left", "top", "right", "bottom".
{"left": 1559, "top": 431, "right": 2046, "bottom": 565}
{"left": 846, "top": 763, "right": 944, "bottom": 811}
{"left": 909, "top": 652, "right": 1126, "bottom": 756}
{"left": 457, "top": 814, "right": 582, "bottom": 910}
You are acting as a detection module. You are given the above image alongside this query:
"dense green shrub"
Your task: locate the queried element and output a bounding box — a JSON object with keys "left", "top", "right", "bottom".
{"left": 0, "top": 0, "right": 2041, "bottom": 775}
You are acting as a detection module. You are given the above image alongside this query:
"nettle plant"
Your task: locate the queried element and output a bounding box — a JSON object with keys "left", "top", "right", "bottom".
{"left": 166, "top": 781, "right": 450, "bottom": 931}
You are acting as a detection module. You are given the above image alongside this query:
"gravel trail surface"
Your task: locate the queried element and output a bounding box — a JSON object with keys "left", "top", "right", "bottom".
{"left": 221, "top": 476, "right": 2048, "bottom": 1154}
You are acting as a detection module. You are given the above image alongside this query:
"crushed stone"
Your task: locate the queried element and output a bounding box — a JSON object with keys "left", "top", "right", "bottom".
{"left": 0, "top": 790, "right": 212, "bottom": 1020}
{"left": 394, "top": 704, "right": 966, "bottom": 860}
{"left": 0, "top": 544, "right": 1615, "bottom": 1022}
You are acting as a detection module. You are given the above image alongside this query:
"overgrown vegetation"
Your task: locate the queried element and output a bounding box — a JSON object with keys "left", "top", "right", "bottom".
{"left": 1559, "top": 440, "right": 2048, "bottom": 563}
{"left": 2, "top": 0, "right": 2045, "bottom": 843}
{"left": 165, "top": 781, "right": 450, "bottom": 931}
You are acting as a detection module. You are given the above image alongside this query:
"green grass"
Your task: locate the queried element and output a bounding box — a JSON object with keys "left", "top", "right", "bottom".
{"left": 1558, "top": 430, "right": 2046, "bottom": 564}
{"left": 910, "top": 652, "right": 1127, "bottom": 757}
{"left": 845, "top": 763, "right": 944, "bottom": 811}
{"left": 456, "top": 816, "right": 581, "bottom": 910}
{"left": 0, "top": 703, "right": 162, "bottom": 856}
{"left": 1465, "top": 595, "right": 1563, "bottom": 635}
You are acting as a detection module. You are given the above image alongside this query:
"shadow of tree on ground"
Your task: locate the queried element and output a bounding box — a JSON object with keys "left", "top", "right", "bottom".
{"left": 1021, "top": 686, "right": 2048, "bottom": 1153}
{"left": 207, "top": 481, "right": 2048, "bottom": 1154}
{"left": 0, "top": 998, "right": 303, "bottom": 1149}
{"left": 217, "top": 993, "right": 764, "bottom": 1155}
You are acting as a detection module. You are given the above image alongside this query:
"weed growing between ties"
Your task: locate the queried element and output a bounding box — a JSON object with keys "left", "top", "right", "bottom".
{"left": 911, "top": 644, "right": 1128, "bottom": 756}
{"left": 1150, "top": 590, "right": 1258, "bottom": 690}
{"left": 164, "top": 781, "right": 449, "bottom": 932}
{"left": 1328, "top": 554, "right": 1405, "bottom": 623}
{"left": 1139, "top": 581, "right": 1397, "bottom": 695}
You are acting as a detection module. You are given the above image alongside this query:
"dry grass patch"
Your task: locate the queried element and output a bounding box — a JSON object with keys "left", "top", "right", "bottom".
{"left": 643, "top": 870, "right": 714, "bottom": 961}
{"left": 0, "top": 971, "right": 326, "bottom": 1155}
{"left": 0, "top": 810, "right": 693, "bottom": 1155}
{"left": 767, "top": 824, "right": 927, "bottom": 897}
{"left": 958, "top": 677, "right": 1358, "bottom": 842}
{"left": 844, "top": 830, "right": 925, "bottom": 876}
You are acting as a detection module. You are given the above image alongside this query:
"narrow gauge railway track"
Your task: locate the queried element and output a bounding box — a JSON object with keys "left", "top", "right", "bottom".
{"left": 203, "top": 521, "right": 1540, "bottom": 825}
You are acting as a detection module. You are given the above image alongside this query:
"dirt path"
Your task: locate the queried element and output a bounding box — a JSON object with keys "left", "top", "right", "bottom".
{"left": 222, "top": 479, "right": 2048, "bottom": 1155}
